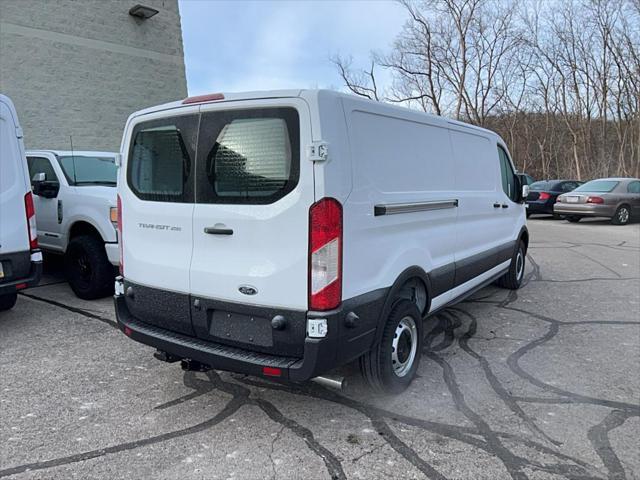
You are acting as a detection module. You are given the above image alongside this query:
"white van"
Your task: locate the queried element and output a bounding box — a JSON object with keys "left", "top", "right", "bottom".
{"left": 0, "top": 95, "right": 42, "bottom": 311}
{"left": 114, "top": 90, "right": 529, "bottom": 392}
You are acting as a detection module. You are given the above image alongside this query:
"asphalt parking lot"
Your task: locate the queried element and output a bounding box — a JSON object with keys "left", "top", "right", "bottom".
{"left": 1, "top": 218, "right": 638, "bottom": 480}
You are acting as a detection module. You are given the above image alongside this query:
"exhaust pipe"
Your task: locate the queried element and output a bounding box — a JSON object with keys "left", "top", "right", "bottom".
{"left": 311, "top": 375, "right": 347, "bottom": 390}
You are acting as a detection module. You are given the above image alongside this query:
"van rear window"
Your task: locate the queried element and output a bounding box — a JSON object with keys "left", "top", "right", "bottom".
{"left": 196, "top": 107, "right": 299, "bottom": 204}
{"left": 127, "top": 114, "right": 198, "bottom": 202}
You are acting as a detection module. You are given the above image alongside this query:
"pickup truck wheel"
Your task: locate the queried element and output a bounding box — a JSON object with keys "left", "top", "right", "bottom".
{"left": 0, "top": 293, "right": 18, "bottom": 311}
{"left": 65, "top": 235, "right": 114, "bottom": 299}
{"left": 360, "top": 299, "right": 423, "bottom": 394}
{"left": 495, "top": 240, "right": 526, "bottom": 290}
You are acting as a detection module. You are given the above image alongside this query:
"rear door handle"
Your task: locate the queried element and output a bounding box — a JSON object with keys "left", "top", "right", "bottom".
{"left": 501, "top": 204, "right": 509, "bottom": 208}
{"left": 493, "top": 203, "right": 501, "bottom": 208}
{"left": 204, "top": 227, "right": 233, "bottom": 235}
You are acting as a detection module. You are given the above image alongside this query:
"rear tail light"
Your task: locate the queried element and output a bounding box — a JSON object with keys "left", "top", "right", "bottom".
{"left": 309, "top": 198, "right": 342, "bottom": 311}
{"left": 117, "top": 194, "right": 123, "bottom": 275}
{"left": 538, "top": 192, "right": 551, "bottom": 200}
{"left": 587, "top": 196, "right": 604, "bottom": 204}
{"left": 24, "top": 192, "right": 38, "bottom": 250}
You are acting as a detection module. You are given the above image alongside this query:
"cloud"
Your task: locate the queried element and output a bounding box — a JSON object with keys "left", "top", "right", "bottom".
{"left": 179, "top": 0, "right": 407, "bottom": 95}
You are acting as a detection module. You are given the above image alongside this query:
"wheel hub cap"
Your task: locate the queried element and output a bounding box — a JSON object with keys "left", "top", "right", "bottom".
{"left": 391, "top": 316, "right": 418, "bottom": 377}
{"left": 619, "top": 208, "right": 629, "bottom": 223}
{"left": 516, "top": 251, "right": 524, "bottom": 281}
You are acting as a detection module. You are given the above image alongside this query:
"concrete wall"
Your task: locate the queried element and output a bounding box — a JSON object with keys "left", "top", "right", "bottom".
{"left": 0, "top": 0, "right": 187, "bottom": 151}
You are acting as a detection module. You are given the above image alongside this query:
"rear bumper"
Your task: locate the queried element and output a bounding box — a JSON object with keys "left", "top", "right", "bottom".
{"left": 553, "top": 203, "right": 616, "bottom": 217}
{"left": 114, "top": 281, "right": 386, "bottom": 382}
{"left": 526, "top": 201, "right": 554, "bottom": 214}
{"left": 0, "top": 251, "right": 42, "bottom": 295}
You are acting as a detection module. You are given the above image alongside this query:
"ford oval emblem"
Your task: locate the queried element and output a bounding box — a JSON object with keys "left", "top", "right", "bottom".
{"left": 238, "top": 285, "right": 258, "bottom": 296}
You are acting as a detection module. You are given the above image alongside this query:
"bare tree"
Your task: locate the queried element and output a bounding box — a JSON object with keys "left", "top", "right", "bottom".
{"left": 333, "top": 0, "right": 640, "bottom": 180}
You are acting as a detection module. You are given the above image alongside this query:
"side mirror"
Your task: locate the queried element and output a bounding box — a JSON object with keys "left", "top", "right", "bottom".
{"left": 514, "top": 174, "right": 529, "bottom": 203}
{"left": 32, "top": 172, "right": 46, "bottom": 183}
{"left": 31, "top": 173, "right": 59, "bottom": 198}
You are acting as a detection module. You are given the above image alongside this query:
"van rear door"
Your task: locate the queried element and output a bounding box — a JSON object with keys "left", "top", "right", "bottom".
{"left": 189, "top": 100, "right": 313, "bottom": 348}
{"left": 120, "top": 108, "right": 200, "bottom": 335}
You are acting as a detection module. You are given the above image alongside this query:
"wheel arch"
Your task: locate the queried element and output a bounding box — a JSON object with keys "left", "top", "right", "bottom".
{"left": 68, "top": 220, "right": 104, "bottom": 243}
{"left": 518, "top": 225, "right": 529, "bottom": 252}
{"left": 373, "top": 266, "right": 432, "bottom": 345}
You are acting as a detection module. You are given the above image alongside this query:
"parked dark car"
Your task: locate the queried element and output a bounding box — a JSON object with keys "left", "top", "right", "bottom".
{"left": 554, "top": 177, "right": 640, "bottom": 225}
{"left": 526, "top": 179, "right": 583, "bottom": 217}
{"left": 521, "top": 173, "right": 535, "bottom": 186}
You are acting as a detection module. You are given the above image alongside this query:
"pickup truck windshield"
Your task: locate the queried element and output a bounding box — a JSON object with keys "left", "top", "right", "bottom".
{"left": 58, "top": 155, "right": 117, "bottom": 186}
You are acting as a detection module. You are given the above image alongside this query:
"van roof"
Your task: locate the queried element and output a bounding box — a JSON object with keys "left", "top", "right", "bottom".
{"left": 26, "top": 150, "right": 117, "bottom": 157}
{"left": 128, "top": 89, "right": 496, "bottom": 139}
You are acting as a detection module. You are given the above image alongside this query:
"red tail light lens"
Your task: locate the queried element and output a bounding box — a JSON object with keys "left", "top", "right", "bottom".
{"left": 182, "top": 93, "right": 225, "bottom": 104}
{"left": 117, "top": 194, "right": 123, "bottom": 275}
{"left": 538, "top": 192, "right": 551, "bottom": 200}
{"left": 309, "top": 198, "right": 342, "bottom": 311}
{"left": 262, "top": 367, "right": 282, "bottom": 377}
{"left": 587, "top": 196, "right": 604, "bottom": 204}
{"left": 24, "top": 192, "right": 38, "bottom": 250}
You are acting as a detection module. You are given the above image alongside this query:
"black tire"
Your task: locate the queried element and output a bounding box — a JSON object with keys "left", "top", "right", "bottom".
{"left": 611, "top": 205, "right": 631, "bottom": 225}
{"left": 566, "top": 216, "right": 581, "bottom": 223}
{"left": 360, "top": 299, "right": 423, "bottom": 394}
{"left": 552, "top": 213, "right": 561, "bottom": 220}
{"left": 495, "top": 240, "right": 526, "bottom": 290}
{"left": 0, "top": 293, "right": 18, "bottom": 311}
{"left": 65, "top": 235, "right": 114, "bottom": 299}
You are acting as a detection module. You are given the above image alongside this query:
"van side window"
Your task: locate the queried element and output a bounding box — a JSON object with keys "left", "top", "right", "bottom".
{"left": 27, "top": 157, "right": 58, "bottom": 183}
{"left": 127, "top": 114, "right": 198, "bottom": 202}
{"left": 497, "top": 146, "right": 517, "bottom": 202}
{"left": 196, "top": 108, "right": 299, "bottom": 204}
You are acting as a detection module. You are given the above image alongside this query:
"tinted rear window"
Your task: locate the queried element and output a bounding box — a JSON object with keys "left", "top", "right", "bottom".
{"left": 196, "top": 107, "right": 299, "bottom": 204}
{"left": 530, "top": 181, "right": 552, "bottom": 191}
{"left": 574, "top": 180, "right": 619, "bottom": 193}
{"left": 127, "top": 114, "right": 198, "bottom": 202}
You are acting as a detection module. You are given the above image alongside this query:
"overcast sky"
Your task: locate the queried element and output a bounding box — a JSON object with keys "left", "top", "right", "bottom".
{"left": 179, "top": 0, "right": 407, "bottom": 95}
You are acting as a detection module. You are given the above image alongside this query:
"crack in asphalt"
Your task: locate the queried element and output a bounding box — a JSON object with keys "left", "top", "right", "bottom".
{"left": 587, "top": 410, "right": 634, "bottom": 480}
{"left": 450, "top": 307, "right": 563, "bottom": 447}
{"left": 4, "top": 238, "right": 638, "bottom": 479}
{"left": 18, "top": 292, "right": 117, "bottom": 329}
{"left": 425, "top": 351, "right": 529, "bottom": 480}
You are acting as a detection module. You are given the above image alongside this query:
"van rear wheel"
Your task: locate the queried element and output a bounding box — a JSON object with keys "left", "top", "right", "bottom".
{"left": 496, "top": 240, "right": 526, "bottom": 290}
{"left": 0, "top": 293, "right": 18, "bottom": 311}
{"left": 360, "top": 299, "right": 423, "bottom": 393}
{"left": 65, "top": 235, "right": 114, "bottom": 300}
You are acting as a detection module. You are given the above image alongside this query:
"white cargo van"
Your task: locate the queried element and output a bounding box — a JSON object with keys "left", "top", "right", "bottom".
{"left": 0, "top": 95, "right": 42, "bottom": 311}
{"left": 114, "top": 90, "right": 529, "bottom": 392}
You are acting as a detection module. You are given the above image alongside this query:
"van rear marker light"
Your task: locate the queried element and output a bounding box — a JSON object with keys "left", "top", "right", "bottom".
{"left": 374, "top": 199, "right": 459, "bottom": 216}
{"left": 262, "top": 367, "right": 282, "bottom": 377}
{"left": 182, "top": 93, "right": 225, "bottom": 104}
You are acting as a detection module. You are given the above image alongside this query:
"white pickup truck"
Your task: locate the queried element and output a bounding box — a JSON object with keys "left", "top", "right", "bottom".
{"left": 25, "top": 150, "right": 118, "bottom": 299}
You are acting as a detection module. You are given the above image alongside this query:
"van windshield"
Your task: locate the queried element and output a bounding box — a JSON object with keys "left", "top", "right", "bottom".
{"left": 58, "top": 155, "right": 117, "bottom": 186}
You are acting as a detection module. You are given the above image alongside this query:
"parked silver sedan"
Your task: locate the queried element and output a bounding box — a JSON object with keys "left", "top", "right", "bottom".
{"left": 554, "top": 177, "right": 640, "bottom": 225}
